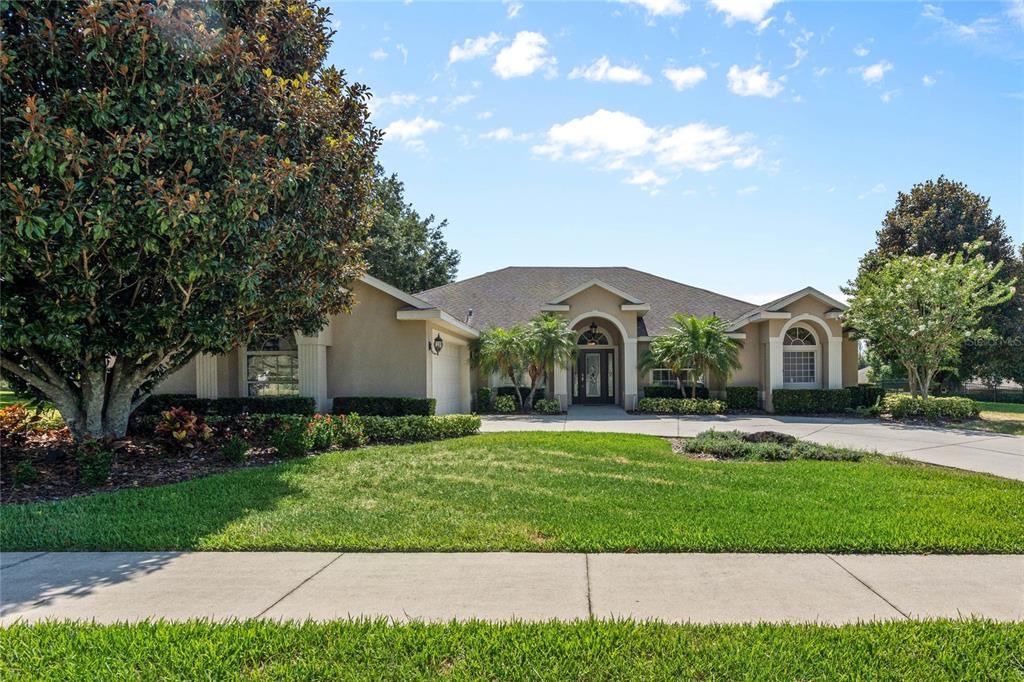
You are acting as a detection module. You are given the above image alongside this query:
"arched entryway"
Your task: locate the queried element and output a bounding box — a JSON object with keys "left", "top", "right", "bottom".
{"left": 569, "top": 314, "right": 626, "bottom": 405}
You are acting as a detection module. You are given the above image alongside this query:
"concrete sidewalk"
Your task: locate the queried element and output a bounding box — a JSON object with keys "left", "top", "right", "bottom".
{"left": 2, "top": 552, "right": 1021, "bottom": 624}
{"left": 481, "top": 407, "right": 1024, "bottom": 481}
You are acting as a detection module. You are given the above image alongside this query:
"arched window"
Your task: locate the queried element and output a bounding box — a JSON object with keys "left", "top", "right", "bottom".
{"left": 577, "top": 323, "right": 610, "bottom": 346}
{"left": 782, "top": 325, "right": 819, "bottom": 387}
{"left": 246, "top": 335, "right": 299, "bottom": 396}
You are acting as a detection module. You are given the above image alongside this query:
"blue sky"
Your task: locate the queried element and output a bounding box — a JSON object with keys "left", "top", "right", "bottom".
{"left": 325, "top": 1, "right": 1024, "bottom": 302}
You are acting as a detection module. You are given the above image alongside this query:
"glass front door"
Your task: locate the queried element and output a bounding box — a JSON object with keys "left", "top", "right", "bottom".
{"left": 575, "top": 350, "right": 615, "bottom": 404}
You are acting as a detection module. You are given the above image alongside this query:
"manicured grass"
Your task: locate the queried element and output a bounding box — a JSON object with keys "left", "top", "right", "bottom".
{"left": 2, "top": 432, "right": 1022, "bottom": 553}
{"left": 955, "top": 401, "right": 1024, "bottom": 436}
{"left": 2, "top": 619, "right": 1020, "bottom": 680}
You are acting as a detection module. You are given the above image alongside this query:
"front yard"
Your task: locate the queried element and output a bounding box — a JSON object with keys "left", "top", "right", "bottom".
{"left": 3, "top": 432, "right": 1021, "bottom": 553}
{"left": 955, "top": 400, "right": 1024, "bottom": 436}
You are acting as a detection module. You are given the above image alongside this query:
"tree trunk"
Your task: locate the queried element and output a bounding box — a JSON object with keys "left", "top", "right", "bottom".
{"left": 508, "top": 370, "right": 525, "bottom": 410}
{"left": 690, "top": 369, "right": 698, "bottom": 399}
{"left": 58, "top": 371, "right": 140, "bottom": 441}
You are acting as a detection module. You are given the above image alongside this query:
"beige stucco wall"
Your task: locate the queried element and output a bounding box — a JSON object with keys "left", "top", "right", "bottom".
{"left": 326, "top": 279, "right": 429, "bottom": 399}
{"left": 153, "top": 357, "right": 197, "bottom": 395}
{"left": 561, "top": 286, "right": 638, "bottom": 339}
{"left": 728, "top": 322, "right": 761, "bottom": 387}
{"left": 843, "top": 336, "right": 859, "bottom": 386}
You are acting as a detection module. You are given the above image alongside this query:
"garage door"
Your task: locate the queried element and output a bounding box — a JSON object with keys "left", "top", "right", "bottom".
{"left": 431, "top": 341, "right": 467, "bottom": 415}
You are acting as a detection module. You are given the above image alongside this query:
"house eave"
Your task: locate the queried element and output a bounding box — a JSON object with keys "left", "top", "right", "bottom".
{"left": 396, "top": 308, "right": 480, "bottom": 338}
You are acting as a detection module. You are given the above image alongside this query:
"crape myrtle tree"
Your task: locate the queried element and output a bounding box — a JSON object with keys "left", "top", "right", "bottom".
{"left": 842, "top": 243, "right": 1015, "bottom": 399}
{"left": 860, "top": 177, "right": 1024, "bottom": 385}
{"left": 0, "top": 0, "right": 381, "bottom": 439}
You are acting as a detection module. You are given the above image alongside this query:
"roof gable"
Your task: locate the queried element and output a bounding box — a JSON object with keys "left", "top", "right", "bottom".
{"left": 549, "top": 279, "right": 644, "bottom": 305}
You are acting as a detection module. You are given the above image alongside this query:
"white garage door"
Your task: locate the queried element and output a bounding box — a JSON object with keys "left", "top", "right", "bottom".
{"left": 431, "top": 342, "right": 467, "bottom": 415}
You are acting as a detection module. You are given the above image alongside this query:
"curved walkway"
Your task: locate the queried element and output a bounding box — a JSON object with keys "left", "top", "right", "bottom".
{"left": 482, "top": 406, "right": 1024, "bottom": 481}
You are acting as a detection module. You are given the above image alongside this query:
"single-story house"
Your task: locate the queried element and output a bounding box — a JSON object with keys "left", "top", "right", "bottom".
{"left": 155, "top": 267, "right": 858, "bottom": 413}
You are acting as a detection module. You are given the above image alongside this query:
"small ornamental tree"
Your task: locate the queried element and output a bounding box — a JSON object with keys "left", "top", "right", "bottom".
{"left": 0, "top": 1, "right": 381, "bottom": 439}
{"left": 471, "top": 327, "right": 527, "bottom": 410}
{"left": 523, "top": 313, "right": 577, "bottom": 409}
{"left": 842, "top": 244, "right": 1015, "bottom": 399}
{"left": 647, "top": 314, "right": 742, "bottom": 398}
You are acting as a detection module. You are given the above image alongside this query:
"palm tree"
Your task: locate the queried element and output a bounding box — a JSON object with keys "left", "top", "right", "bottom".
{"left": 471, "top": 326, "right": 528, "bottom": 410}
{"left": 524, "top": 313, "right": 577, "bottom": 410}
{"left": 650, "top": 314, "right": 743, "bottom": 398}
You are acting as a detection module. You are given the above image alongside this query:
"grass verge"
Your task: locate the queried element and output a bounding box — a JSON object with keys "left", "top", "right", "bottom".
{"left": 2, "top": 619, "right": 1021, "bottom": 681}
{"left": 3, "top": 432, "right": 1021, "bottom": 553}
{"left": 954, "top": 401, "right": 1024, "bottom": 436}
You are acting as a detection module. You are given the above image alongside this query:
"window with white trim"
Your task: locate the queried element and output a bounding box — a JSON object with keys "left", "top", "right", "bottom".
{"left": 246, "top": 336, "right": 299, "bottom": 396}
{"left": 651, "top": 368, "right": 676, "bottom": 386}
{"left": 782, "top": 325, "right": 819, "bottom": 387}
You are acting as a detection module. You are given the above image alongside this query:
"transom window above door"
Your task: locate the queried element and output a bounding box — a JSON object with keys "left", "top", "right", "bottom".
{"left": 577, "top": 322, "right": 610, "bottom": 346}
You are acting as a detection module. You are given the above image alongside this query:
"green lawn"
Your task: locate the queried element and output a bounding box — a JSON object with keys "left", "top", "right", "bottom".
{"left": 4, "top": 433, "right": 1021, "bottom": 553}
{"left": 2, "top": 619, "right": 1020, "bottom": 681}
{"left": 956, "top": 400, "right": 1024, "bottom": 436}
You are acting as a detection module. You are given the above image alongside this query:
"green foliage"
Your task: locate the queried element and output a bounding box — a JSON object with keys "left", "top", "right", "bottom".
{"left": 772, "top": 389, "right": 852, "bottom": 414}
{"left": 883, "top": 394, "right": 980, "bottom": 422}
{"left": 863, "top": 176, "right": 1024, "bottom": 385}
{"left": 0, "top": 0, "right": 380, "bottom": 440}
{"left": 683, "top": 430, "right": 863, "bottom": 461}
{"left": 363, "top": 166, "right": 460, "bottom": 292}
{"left": 846, "top": 384, "right": 886, "bottom": 409}
{"left": 648, "top": 315, "right": 742, "bottom": 399}
{"left": 472, "top": 326, "right": 528, "bottom": 409}
{"left": 524, "top": 313, "right": 577, "bottom": 408}
{"left": 154, "top": 407, "right": 213, "bottom": 449}
{"left": 475, "top": 387, "right": 493, "bottom": 412}
{"left": 308, "top": 413, "right": 366, "bottom": 449}
{"left": 534, "top": 398, "right": 561, "bottom": 414}
{"left": 725, "top": 386, "right": 759, "bottom": 410}
{"left": 12, "top": 459, "right": 39, "bottom": 488}
{"left": 220, "top": 436, "right": 251, "bottom": 464}
{"left": 76, "top": 440, "right": 113, "bottom": 486}
{"left": 269, "top": 417, "right": 314, "bottom": 458}
{"left": 332, "top": 396, "right": 435, "bottom": 417}
{"left": 359, "top": 414, "right": 481, "bottom": 444}
{"left": 643, "top": 385, "right": 710, "bottom": 399}
{"left": 137, "top": 396, "right": 316, "bottom": 417}
{"left": 494, "top": 395, "right": 517, "bottom": 413}
{"left": 636, "top": 398, "right": 726, "bottom": 415}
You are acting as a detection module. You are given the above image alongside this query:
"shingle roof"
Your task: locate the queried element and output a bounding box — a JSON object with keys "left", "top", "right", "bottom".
{"left": 416, "top": 267, "right": 758, "bottom": 336}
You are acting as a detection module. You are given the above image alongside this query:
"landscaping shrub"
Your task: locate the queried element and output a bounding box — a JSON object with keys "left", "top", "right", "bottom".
{"left": 496, "top": 386, "right": 545, "bottom": 406}
{"left": 883, "top": 394, "right": 980, "bottom": 422}
{"left": 0, "top": 404, "right": 32, "bottom": 447}
{"left": 137, "top": 395, "right": 315, "bottom": 417}
{"left": 636, "top": 398, "right": 726, "bottom": 415}
{"left": 220, "top": 436, "right": 251, "bottom": 463}
{"left": 269, "top": 417, "right": 314, "bottom": 457}
{"left": 332, "top": 397, "right": 435, "bottom": 417}
{"left": 846, "top": 384, "right": 886, "bottom": 409}
{"left": 12, "top": 460, "right": 39, "bottom": 487}
{"left": 305, "top": 413, "right": 366, "bottom": 449}
{"left": 643, "top": 385, "right": 710, "bottom": 400}
{"left": 682, "top": 430, "right": 863, "bottom": 462}
{"left": 725, "top": 386, "right": 759, "bottom": 411}
{"left": 534, "top": 398, "right": 561, "bottom": 414}
{"left": 360, "top": 415, "right": 481, "bottom": 444}
{"left": 741, "top": 431, "right": 796, "bottom": 445}
{"left": 474, "top": 387, "right": 493, "bottom": 412}
{"left": 494, "top": 395, "right": 517, "bottom": 413}
{"left": 772, "top": 389, "right": 852, "bottom": 414}
{"left": 76, "top": 440, "right": 114, "bottom": 485}
{"left": 154, "top": 407, "right": 212, "bottom": 449}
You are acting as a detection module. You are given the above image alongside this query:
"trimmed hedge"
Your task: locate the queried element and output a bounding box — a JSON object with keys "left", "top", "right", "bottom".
{"left": 772, "top": 389, "right": 851, "bottom": 415}
{"left": 643, "top": 385, "right": 710, "bottom": 400}
{"left": 474, "top": 388, "right": 493, "bottom": 412}
{"left": 496, "top": 386, "right": 546, "bottom": 406}
{"left": 725, "top": 386, "right": 759, "bottom": 410}
{"left": 360, "top": 414, "right": 481, "bottom": 444}
{"left": 636, "top": 397, "right": 727, "bottom": 415}
{"left": 847, "top": 384, "right": 886, "bottom": 409}
{"left": 682, "top": 430, "right": 863, "bottom": 461}
{"left": 332, "top": 396, "right": 436, "bottom": 417}
{"left": 883, "top": 394, "right": 979, "bottom": 422}
{"left": 136, "top": 395, "right": 315, "bottom": 416}
{"left": 534, "top": 398, "right": 561, "bottom": 414}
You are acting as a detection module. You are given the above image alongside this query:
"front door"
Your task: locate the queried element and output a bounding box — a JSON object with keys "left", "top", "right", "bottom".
{"left": 575, "top": 349, "right": 615, "bottom": 404}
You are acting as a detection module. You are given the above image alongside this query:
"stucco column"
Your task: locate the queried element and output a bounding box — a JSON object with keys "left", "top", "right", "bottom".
{"left": 195, "top": 353, "right": 218, "bottom": 400}
{"left": 766, "top": 336, "right": 784, "bottom": 412}
{"left": 828, "top": 337, "right": 843, "bottom": 389}
{"left": 296, "top": 324, "right": 333, "bottom": 413}
{"left": 553, "top": 363, "right": 569, "bottom": 410}
{"left": 623, "top": 338, "right": 638, "bottom": 411}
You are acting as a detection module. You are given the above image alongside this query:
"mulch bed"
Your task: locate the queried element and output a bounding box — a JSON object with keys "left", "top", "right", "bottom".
{"left": 1, "top": 428, "right": 287, "bottom": 505}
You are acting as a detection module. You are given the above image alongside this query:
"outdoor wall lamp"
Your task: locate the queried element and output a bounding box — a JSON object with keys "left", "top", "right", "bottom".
{"left": 428, "top": 333, "right": 444, "bottom": 355}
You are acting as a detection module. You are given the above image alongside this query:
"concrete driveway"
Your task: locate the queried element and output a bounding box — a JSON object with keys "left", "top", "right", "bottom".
{"left": 482, "top": 406, "right": 1023, "bottom": 481}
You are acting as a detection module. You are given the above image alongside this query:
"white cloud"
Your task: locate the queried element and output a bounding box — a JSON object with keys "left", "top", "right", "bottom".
{"left": 736, "top": 185, "right": 759, "bottom": 195}
{"left": 625, "top": 169, "right": 668, "bottom": 189}
{"left": 476, "top": 111, "right": 494, "bottom": 120}
{"left": 857, "top": 60, "right": 893, "bottom": 84}
{"left": 569, "top": 56, "right": 652, "bottom": 84}
{"left": 922, "top": 3, "right": 1000, "bottom": 39}
{"left": 532, "top": 110, "right": 655, "bottom": 161}
{"left": 710, "top": 0, "right": 778, "bottom": 24}
{"left": 788, "top": 29, "right": 813, "bottom": 68}
{"left": 663, "top": 66, "right": 707, "bottom": 90}
{"left": 370, "top": 48, "right": 388, "bottom": 60}
{"left": 853, "top": 44, "right": 870, "bottom": 57}
{"left": 880, "top": 89, "right": 899, "bottom": 103}
{"left": 732, "top": 148, "right": 762, "bottom": 168}
{"left": 481, "top": 127, "right": 531, "bottom": 142}
{"left": 449, "top": 94, "right": 476, "bottom": 108}
{"left": 369, "top": 92, "right": 418, "bottom": 116}
{"left": 506, "top": 1, "right": 523, "bottom": 18}
{"left": 922, "top": 74, "right": 936, "bottom": 86}
{"left": 384, "top": 117, "right": 443, "bottom": 150}
{"left": 655, "top": 123, "right": 760, "bottom": 171}
{"left": 1010, "top": 0, "right": 1024, "bottom": 28}
{"left": 813, "top": 66, "right": 830, "bottom": 77}
{"left": 493, "top": 31, "right": 557, "bottom": 78}
{"left": 621, "top": 0, "right": 689, "bottom": 17}
{"left": 754, "top": 16, "right": 774, "bottom": 33}
{"left": 449, "top": 33, "right": 503, "bottom": 64}
{"left": 858, "top": 182, "right": 886, "bottom": 199}
{"left": 726, "top": 64, "right": 785, "bottom": 97}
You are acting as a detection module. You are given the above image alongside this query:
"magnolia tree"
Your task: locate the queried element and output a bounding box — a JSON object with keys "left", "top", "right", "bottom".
{"left": 842, "top": 245, "right": 1015, "bottom": 398}
{"left": 0, "top": 1, "right": 380, "bottom": 439}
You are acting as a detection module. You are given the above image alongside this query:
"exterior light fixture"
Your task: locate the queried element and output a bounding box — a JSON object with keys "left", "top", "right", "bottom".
{"left": 587, "top": 322, "right": 599, "bottom": 345}
{"left": 428, "top": 333, "right": 444, "bottom": 355}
